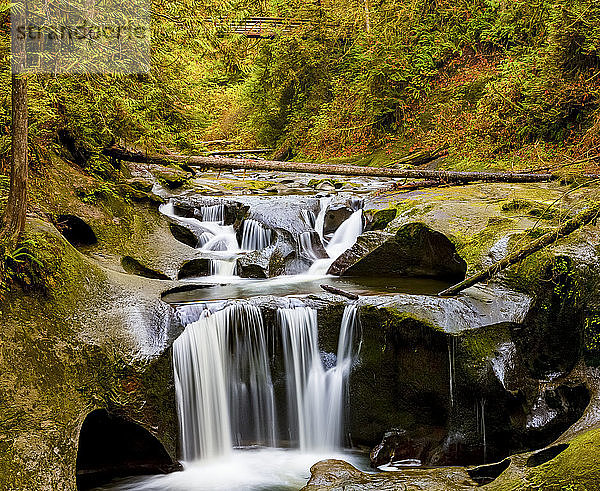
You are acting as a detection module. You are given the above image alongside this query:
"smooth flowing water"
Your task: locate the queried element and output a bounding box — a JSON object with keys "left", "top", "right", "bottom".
{"left": 308, "top": 208, "right": 363, "bottom": 275}
{"left": 240, "top": 219, "right": 272, "bottom": 251}
{"left": 119, "top": 302, "right": 360, "bottom": 490}
{"left": 110, "top": 192, "right": 387, "bottom": 490}
{"left": 279, "top": 305, "right": 359, "bottom": 451}
{"left": 173, "top": 303, "right": 276, "bottom": 460}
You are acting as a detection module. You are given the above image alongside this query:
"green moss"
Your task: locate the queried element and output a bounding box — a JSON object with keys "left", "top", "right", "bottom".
{"left": 583, "top": 313, "right": 600, "bottom": 367}
{"left": 455, "top": 217, "right": 516, "bottom": 273}
{"left": 221, "top": 179, "right": 271, "bottom": 191}
{"left": 366, "top": 207, "right": 398, "bottom": 231}
{"left": 487, "top": 428, "right": 600, "bottom": 490}
{"left": 501, "top": 198, "right": 560, "bottom": 220}
{"left": 459, "top": 325, "right": 510, "bottom": 368}
{"left": 151, "top": 166, "right": 192, "bottom": 189}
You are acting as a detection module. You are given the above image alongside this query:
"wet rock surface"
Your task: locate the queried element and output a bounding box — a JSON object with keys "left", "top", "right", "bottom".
{"left": 169, "top": 223, "right": 198, "bottom": 248}
{"left": 328, "top": 223, "right": 467, "bottom": 280}
{"left": 177, "top": 258, "right": 210, "bottom": 279}
{"left": 323, "top": 203, "right": 354, "bottom": 235}
{"left": 301, "top": 459, "right": 477, "bottom": 490}
{"left": 5, "top": 159, "right": 600, "bottom": 491}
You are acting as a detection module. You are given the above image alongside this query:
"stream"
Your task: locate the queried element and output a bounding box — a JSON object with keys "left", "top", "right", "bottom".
{"left": 96, "top": 172, "right": 451, "bottom": 490}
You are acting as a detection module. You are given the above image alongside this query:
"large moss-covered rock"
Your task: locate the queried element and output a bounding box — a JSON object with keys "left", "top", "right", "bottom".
{"left": 328, "top": 223, "right": 467, "bottom": 280}
{"left": 0, "top": 219, "right": 182, "bottom": 489}
{"left": 150, "top": 166, "right": 192, "bottom": 189}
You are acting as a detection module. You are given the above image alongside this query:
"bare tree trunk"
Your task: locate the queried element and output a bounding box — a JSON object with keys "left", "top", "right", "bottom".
{"left": 103, "top": 146, "right": 600, "bottom": 183}
{"left": 364, "top": 0, "right": 371, "bottom": 32}
{"left": 438, "top": 204, "right": 600, "bottom": 296}
{"left": 1, "top": 7, "right": 28, "bottom": 252}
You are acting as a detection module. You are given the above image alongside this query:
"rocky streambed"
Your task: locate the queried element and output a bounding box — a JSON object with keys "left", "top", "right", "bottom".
{"left": 2, "top": 155, "right": 600, "bottom": 490}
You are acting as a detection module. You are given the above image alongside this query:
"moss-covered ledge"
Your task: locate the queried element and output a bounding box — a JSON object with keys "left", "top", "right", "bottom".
{"left": 0, "top": 220, "right": 182, "bottom": 490}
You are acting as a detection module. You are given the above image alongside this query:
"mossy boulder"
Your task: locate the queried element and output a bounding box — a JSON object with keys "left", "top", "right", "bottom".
{"left": 486, "top": 427, "right": 600, "bottom": 490}
{"left": 0, "top": 219, "right": 182, "bottom": 490}
{"left": 150, "top": 166, "right": 192, "bottom": 189}
{"left": 328, "top": 223, "right": 467, "bottom": 281}
{"left": 364, "top": 207, "right": 398, "bottom": 231}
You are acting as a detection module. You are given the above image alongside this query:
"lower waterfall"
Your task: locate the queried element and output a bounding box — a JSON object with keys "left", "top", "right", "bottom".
{"left": 279, "top": 305, "right": 359, "bottom": 451}
{"left": 173, "top": 303, "right": 276, "bottom": 461}
{"left": 172, "top": 302, "right": 359, "bottom": 462}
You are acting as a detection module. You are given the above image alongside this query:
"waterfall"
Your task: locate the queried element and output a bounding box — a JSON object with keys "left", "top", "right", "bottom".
{"left": 240, "top": 219, "right": 272, "bottom": 251}
{"left": 308, "top": 209, "right": 363, "bottom": 275}
{"left": 209, "top": 259, "right": 237, "bottom": 277}
{"left": 475, "top": 398, "right": 487, "bottom": 462}
{"left": 325, "top": 209, "right": 363, "bottom": 259}
{"left": 159, "top": 200, "right": 239, "bottom": 276}
{"left": 298, "top": 232, "right": 319, "bottom": 261}
{"left": 448, "top": 336, "right": 456, "bottom": 406}
{"left": 278, "top": 304, "right": 359, "bottom": 451}
{"left": 198, "top": 204, "right": 225, "bottom": 223}
{"left": 172, "top": 303, "right": 276, "bottom": 461}
{"left": 314, "top": 196, "right": 333, "bottom": 242}
{"left": 172, "top": 300, "right": 360, "bottom": 463}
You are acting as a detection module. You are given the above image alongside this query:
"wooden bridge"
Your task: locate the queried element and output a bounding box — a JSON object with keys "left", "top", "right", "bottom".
{"left": 211, "top": 17, "right": 338, "bottom": 38}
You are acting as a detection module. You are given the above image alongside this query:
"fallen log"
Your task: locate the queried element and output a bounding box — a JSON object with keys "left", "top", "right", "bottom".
{"left": 200, "top": 140, "right": 234, "bottom": 146}
{"left": 438, "top": 203, "right": 600, "bottom": 297}
{"left": 103, "top": 145, "right": 600, "bottom": 183}
{"left": 207, "top": 148, "right": 274, "bottom": 156}
{"left": 383, "top": 179, "right": 468, "bottom": 192}
{"left": 320, "top": 284, "right": 359, "bottom": 300}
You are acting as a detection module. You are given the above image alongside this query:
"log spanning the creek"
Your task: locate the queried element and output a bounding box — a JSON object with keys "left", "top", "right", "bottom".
{"left": 103, "top": 146, "right": 599, "bottom": 183}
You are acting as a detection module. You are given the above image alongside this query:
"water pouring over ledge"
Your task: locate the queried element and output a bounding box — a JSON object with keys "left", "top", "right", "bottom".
{"left": 173, "top": 302, "right": 360, "bottom": 459}
{"left": 109, "top": 302, "right": 362, "bottom": 491}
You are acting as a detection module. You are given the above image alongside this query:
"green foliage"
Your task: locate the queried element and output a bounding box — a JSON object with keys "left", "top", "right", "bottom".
{"left": 1, "top": 0, "right": 598, "bottom": 168}
{"left": 0, "top": 238, "right": 48, "bottom": 299}
{"left": 584, "top": 313, "right": 600, "bottom": 365}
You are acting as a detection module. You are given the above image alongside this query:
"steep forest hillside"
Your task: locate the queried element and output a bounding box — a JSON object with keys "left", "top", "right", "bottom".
{"left": 1, "top": 0, "right": 599, "bottom": 177}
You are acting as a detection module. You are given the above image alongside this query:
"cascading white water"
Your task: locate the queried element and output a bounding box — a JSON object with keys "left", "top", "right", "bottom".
{"left": 314, "top": 196, "right": 333, "bottom": 242}
{"left": 278, "top": 304, "right": 359, "bottom": 451}
{"left": 198, "top": 204, "right": 225, "bottom": 224}
{"left": 448, "top": 336, "right": 456, "bottom": 406}
{"left": 298, "top": 232, "right": 319, "bottom": 261}
{"left": 208, "top": 260, "right": 237, "bottom": 277}
{"left": 173, "top": 301, "right": 359, "bottom": 462}
{"left": 159, "top": 200, "right": 239, "bottom": 275}
{"left": 172, "top": 303, "right": 276, "bottom": 461}
{"left": 308, "top": 209, "right": 363, "bottom": 275}
{"left": 240, "top": 219, "right": 272, "bottom": 251}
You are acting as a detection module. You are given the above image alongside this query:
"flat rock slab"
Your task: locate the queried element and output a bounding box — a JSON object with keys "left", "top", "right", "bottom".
{"left": 301, "top": 459, "right": 477, "bottom": 490}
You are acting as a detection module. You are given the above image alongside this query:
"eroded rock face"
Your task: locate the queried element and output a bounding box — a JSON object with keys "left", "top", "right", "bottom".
{"left": 236, "top": 230, "right": 303, "bottom": 278}
{"left": 76, "top": 409, "right": 181, "bottom": 490}
{"left": 236, "top": 248, "right": 272, "bottom": 278}
{"left": 323, "top": 204, "right": 354, "bottom": 235}
{"left": 328, "top": 223, "right": 467, "bottom": 280}
{"left": 121, "top": 256, "right": 171, "bottom": 280}
{"left": 169, "top": 223, "right": 198, "bottom": 248}
{"left": 0, "top": 219, "right": 182, "bottom": 490}
{"left": 178, "top": 259, "right": 210, "bottom": 279}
